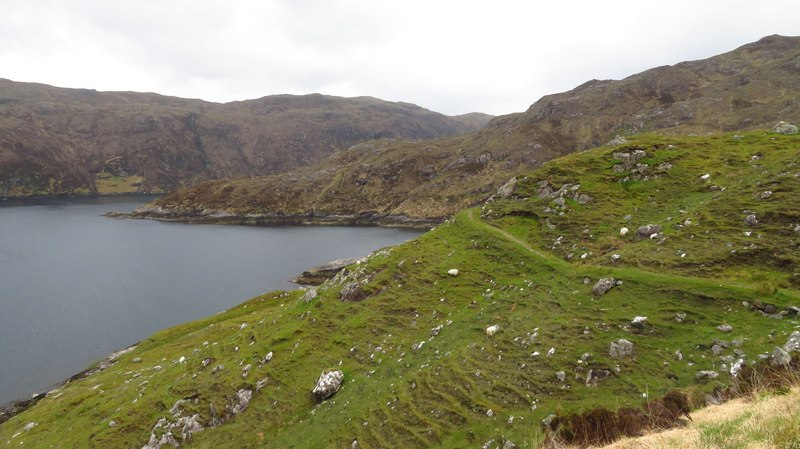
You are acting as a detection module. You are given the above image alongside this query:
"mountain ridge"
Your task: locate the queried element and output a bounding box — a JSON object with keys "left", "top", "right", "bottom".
{"left": 0, "top": 79, "right": 491, "bottom": 197}
{"left": 136, "top": 34, "right": 800, "bottom": 225}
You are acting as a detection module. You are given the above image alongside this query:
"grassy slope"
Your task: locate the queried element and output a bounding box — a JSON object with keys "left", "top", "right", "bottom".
{"left": 2, "top": 131, "right": 799, "bottom": 448}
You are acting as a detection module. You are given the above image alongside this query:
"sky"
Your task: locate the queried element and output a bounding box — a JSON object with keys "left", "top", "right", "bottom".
{"left": 1, "top": 1, "right": 798, "bottom": 116}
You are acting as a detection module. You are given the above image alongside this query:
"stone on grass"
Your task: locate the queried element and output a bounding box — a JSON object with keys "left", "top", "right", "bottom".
{"left": 716, "top": 324, "right": 733, "bottom": 333}
{"left": 609, "top": 339, "right": 635, "bottom": 359}
{"left": 771, "top": 347, "right": 792, "bottom": 367}
{"left": 619, "top": 227, "right": 629, "bottom": 236}
{"left": 447, "top": 268, "right": 459, "bottom": 276}
{"left": 695, "top": 371, "right": 719, "bottom": 381}
{"left": 636, "top": 224, "right": 662, "bottom": 239}
{"left": 312, "top": 370, "right": 344, "bottom": 401}
{"left": 486, "top": 325, "right": 500, "bottom": 336}
{"left": 784, "top": 331, "right": 800, "bottom": 352}
{"left": 744, "top": 214, "right": 758, "bottom": 227}
{"left": 631, "top": 316, "right": 647, "bottom": 328}
{"left": 592, "top": 278, "right": 618, "bottom": 296}
{"left": 773, "top": 121, "right": 798, "bottom": 135}
{"left": 556, "top": 371, "right": 566, "bottom": 382}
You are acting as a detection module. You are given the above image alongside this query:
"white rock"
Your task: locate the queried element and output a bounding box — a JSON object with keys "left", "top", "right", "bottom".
{"left": 23, "top": 422, "right": 37, "bottom": 431}
{"left": 631, "top": 316, "right": 647, "bottom": 327}
{"left": 312, "top": 370, "right": 344, "bottom": 401}
{"left": 700, "top": 174, "right": 710, "bottom": 181}
{"left": 547, "top": 347, "right": 556, "bottom": 357}
{"left": 486, "top": 325, "right": 500, "bottom": 336}
{"left": 263, "top": 352, "right": 274, "bottom": 363}
{"left": 447, "top": 268, "right": 459, "bottom": 276}
{"left": 620, "top": 227, "right": 629, "bottom": 236}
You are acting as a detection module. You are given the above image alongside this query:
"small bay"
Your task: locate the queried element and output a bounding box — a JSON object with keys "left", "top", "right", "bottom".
{"left": 0, "top": 196, "right": 421, "bottom": 404}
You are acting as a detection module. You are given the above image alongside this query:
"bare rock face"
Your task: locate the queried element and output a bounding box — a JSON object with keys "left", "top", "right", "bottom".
{"left": 294, "top": 259, "right": 358, "bottom": 285}
{"left": 312, "top": 370, "right": 344, "bottom": 401}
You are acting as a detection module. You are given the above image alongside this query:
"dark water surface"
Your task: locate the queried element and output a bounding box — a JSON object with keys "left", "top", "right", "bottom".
{"left": 0, "top": 196, "right": 421, "bottom": 404}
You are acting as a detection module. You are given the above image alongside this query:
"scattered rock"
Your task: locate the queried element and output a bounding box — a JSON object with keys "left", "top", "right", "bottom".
{"left": 228, "top": 389, "right": 252, "bottom": 415}
{"left": 263, "top": 352, "right": 274, "bottom": 363}
{"left": 607, "top": 136, "right": 628, "bottom": 146}
{"left": 447, "top": 268, "right": 459, "bottom": 276}
{"left": 695, "top": 371, "right": 719, "bottom": 381}
{"left": 612, "top": 149, "right": 647, "bottom": 170}
{"left": 773, "top": 120, "right": 798, "bottom": 135}
{"left": 631, "top": 316, "right": 647, "bottom": 328}
{"left": 611, "top": 254, "right": 621, "bottom": 263}
{"left": 542, "top": 414, "right": 557, "bottom": 427}
{"left": 23, "top": 422, "right": 37, "bottom": 431}
{"left": 619, "top": 227, "right": 629, "bottom": 236}
{"left": 303, "top": 288, "right": 318, "bottom": 303}
{"left": 784, "top": 331, "right": 800, "bottom": 352}
{"left": 592, "top": 278, "right": 617, "bottom": 296}
{"left": 556, "top": 371, "right": 566, "bottom": 382}
{"left": 547, "top": 347, "right": 556, "bottom": 357}
{"left": 730, "top": 359, "right": 746, "bottom": 377}
{"left": 771, "top": 347, "right": 792, "bottom": 367}
{"left": 636, "top": 224, "right": 662, "bottom": 239}
{"left": 609, "top": 339, "right": 635, "bottom": 359}
{"left": 585, "top": 369, "right": 613, "bottom": 387}
{"left": 486, "top": 325, "right": 500, "bottom": 336}
{"left": 502, "top": 440, "right": 517, "bottom": 449}
{"left": 716, "top": 324, "right": 733, "bottom": 333}
{"left": 132, "top": 357, "right": 142, "bottom": 363}
{"left": 700, "top": 174, "right": 710, "bottom": 181}
{"left": 497, "top": 177, "right": 518, "bottom": 199}
{"left": 711, "top": 345, "right": 724, "bottom": 356}
{"left": 312, "top": 370, "right": 344, "bottom": 401}
{"left": 340, "top": 282, "right": 366, "bottom": 302}
{"left": 760, "top": 191, "right": 773, "bottom": 199}
{"left": 430, "top": 325, "right": 443, "bottom": 337}
{"left": 486, "top": 409, "right": 494, "bottom": 417}
{"left": 744, "top": 214, "right": 758, "bottom": 227}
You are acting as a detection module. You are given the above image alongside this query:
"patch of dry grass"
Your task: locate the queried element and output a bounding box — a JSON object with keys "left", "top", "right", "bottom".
{"left": 581, "top": 387, "right": 800, "bottom": 449}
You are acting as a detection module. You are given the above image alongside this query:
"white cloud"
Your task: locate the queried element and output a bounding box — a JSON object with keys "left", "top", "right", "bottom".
{"left": 1, "top": 0, "right": 798, "bottom": 115}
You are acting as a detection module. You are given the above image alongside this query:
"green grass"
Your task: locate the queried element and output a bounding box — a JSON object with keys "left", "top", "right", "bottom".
{"left": 2, "top": 130, "right": 799, "bottom": 448}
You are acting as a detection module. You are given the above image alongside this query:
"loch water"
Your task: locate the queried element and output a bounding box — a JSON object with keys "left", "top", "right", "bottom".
{"left": 0, "top": 196, "right": 421, "bottom": 404}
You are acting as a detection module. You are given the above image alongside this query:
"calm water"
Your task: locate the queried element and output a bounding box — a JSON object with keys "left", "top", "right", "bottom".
{"left": 0, "top": 196, "right": 421, "bottom": 404}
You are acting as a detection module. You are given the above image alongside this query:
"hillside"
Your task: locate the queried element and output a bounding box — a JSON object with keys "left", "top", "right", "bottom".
{"left": 3, "top": 130, "right": 799, "bottom": 448}
{"left": 136, "top": 35, "right": 800, "bottom": 224}
{"left": 0, "top": 81, "right": 490, "bottom": 197}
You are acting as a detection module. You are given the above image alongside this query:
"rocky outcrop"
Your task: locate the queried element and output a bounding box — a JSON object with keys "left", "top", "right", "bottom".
{"left": 293, "top": 258, "right": 359, "bottom": 285}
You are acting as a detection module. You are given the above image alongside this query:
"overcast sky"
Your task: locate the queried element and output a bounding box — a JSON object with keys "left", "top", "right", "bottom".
{"left": 2, "top": 1, "right": 798, "bottom": 116}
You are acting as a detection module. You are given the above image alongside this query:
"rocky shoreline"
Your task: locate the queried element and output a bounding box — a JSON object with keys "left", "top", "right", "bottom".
{"left": 106, "top": 206, "right": 443, "bottom": 229}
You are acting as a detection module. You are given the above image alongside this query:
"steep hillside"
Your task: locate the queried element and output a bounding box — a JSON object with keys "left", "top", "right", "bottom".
{"left": 3, "top": 130, "right": 799, "bottom": 448}
{"left": 137, "top": 35, "right": 800, "bottom": 224}
{"left": 0, "top": 81, "right": 490, "bottom": 197}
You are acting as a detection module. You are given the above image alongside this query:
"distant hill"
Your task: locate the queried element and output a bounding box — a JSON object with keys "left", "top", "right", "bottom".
{"left": 0, "top": 81, "right": 491, "bottom": 197}
{"left": 140, "top": 35, "right": 800, "bottom": 224}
